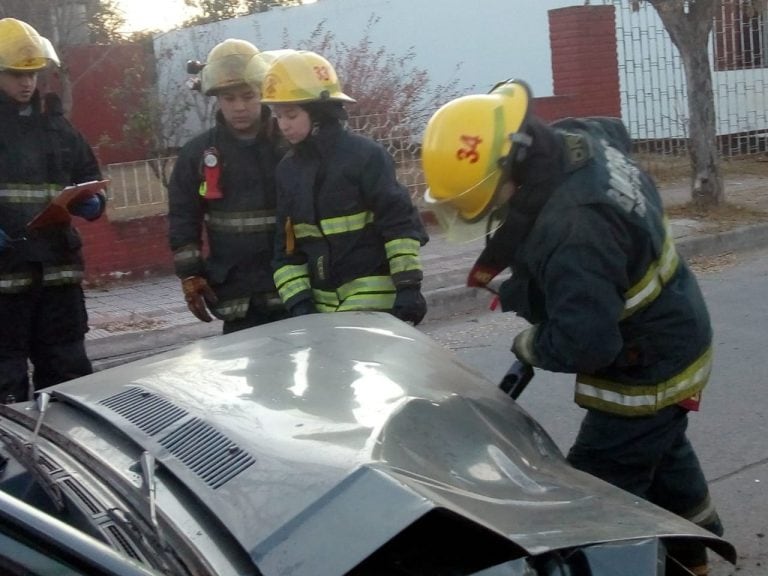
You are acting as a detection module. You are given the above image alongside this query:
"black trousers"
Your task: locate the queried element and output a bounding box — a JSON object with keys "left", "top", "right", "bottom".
{"left": 567, "top": 405, "right": 723, "bottom": 567}
{"left": 0, "top": 282, "right": 92, "bottom": 403}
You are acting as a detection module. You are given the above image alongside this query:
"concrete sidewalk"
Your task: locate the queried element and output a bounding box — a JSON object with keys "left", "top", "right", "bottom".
{"left": 84, "top": 176, "right": 768, "bottom": 366}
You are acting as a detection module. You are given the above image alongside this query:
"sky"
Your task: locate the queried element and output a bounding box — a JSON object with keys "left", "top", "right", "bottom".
{"left": 115, "top": 0, "right": 318, "bottom": 33}
{"left": 115, "top": 0, "right": 195, "bottom": 33}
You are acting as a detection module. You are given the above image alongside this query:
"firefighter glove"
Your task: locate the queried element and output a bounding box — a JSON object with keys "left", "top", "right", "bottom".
{"left": 69, "top": 195, "right": 104, "bottom": 221}
{"left": 182, "top": 276, "right": 218, "bottom": 323}
{"left": 289, "top": 299, "right": 317, "bottom": 317}
{"left": 0, "top": 228, "right": 9, "bottom": 253}
{"left": 392, "top": 285, "right": 427, "bottom": 326}
{"left": 512, "top": 325, "right": 538, "bottom": 365}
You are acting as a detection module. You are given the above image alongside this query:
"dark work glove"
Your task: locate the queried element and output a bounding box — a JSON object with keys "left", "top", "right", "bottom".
{"left": 392, "top": 285, "right": 427, "bottom": 326}
{"left": 69, "top": 195, "right": 104, "bottom": 221}
{"left": 289, "top": 299, "right": 317, "bottom": 317}
{"left": 181, "top": 276, "right": 217, "bottom": 322}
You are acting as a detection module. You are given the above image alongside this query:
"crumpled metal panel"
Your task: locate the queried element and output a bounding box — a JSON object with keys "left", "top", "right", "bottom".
{"left": 42, "top": 312, "right": 735, "bottom": 575}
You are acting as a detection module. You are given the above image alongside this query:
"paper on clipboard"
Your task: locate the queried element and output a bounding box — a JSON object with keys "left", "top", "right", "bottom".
{"left": 27, "top": 180, "right": 110, "bottom": 230}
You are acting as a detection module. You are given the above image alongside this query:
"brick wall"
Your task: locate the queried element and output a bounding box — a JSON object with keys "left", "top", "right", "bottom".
{"left": 76, "top": 215, "right": 174, "bottom": 285}
{"left": 546, "top": 5, "right": 621, "bottom": 119}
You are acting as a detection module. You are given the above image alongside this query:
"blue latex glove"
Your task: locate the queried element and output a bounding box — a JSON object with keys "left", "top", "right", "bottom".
{"left": 69, "top": 195, "right": 104, "bottom": 220}
{"left": 0, "top": 228, "right": 10, "bottom": 253}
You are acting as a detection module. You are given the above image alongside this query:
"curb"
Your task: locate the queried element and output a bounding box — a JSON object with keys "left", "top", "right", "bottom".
{"left": 675, "top": 221, "right": 768, "bottom": 259}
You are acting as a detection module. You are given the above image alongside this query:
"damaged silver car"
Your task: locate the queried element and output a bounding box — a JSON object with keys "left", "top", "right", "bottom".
{"left": 0, "top": 312, "right": 736, "bottom": 575}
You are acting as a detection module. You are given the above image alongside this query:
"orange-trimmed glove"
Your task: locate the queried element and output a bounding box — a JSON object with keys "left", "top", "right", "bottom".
{"left": 181, "top": 276, "right": 217, "bottom": 322}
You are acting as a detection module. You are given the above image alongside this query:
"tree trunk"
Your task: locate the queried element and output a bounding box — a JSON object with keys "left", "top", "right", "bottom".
{"left": 649, "top": 0, "right": 724, "bottom": 207}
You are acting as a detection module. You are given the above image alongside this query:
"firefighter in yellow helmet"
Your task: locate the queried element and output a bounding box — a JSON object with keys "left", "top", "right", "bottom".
{"left": 422, "top": 80, "right": 723, "bottom": 575}
{"left": 261, "top": 51, "right": 428, "bottom": 323}
{"left": 168, "top": 39, "right": 290, "bottom": 333}
{"left": 0, "top": 18, "right": 106, "bottom": 402}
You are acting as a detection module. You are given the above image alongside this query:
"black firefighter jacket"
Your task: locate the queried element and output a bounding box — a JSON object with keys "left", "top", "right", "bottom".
{"left": 168, "top": 109, "right": 285, "bottom": 321}
{"left": 272, "top": 123, "right": 426, "bottom": 313}
{"left": 487, "top": 117, "right": 712, "bottom": 416}
{"left": 0, "top": 91, "right": 103, "bottom": 293}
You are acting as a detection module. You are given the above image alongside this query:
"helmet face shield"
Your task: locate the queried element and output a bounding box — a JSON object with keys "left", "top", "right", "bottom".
{"left": 0, "top": 18, "right": 59, "bottom": 72}
{"left": 421, "top": 80, "right": 531, "bottom": 242}
{"left": 425, "top": 175, "right": 513, "bottom": 243}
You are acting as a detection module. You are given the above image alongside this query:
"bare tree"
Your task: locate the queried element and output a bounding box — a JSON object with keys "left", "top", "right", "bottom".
{"left": 183, "top": 0, "right": 302, "bottom": 26}
{"left": 638, "top": 0, "right": 723, "bottom": 207}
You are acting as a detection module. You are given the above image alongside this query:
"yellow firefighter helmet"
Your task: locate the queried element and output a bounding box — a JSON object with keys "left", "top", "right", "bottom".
{"left": 0, "top": 18, "right": 60, "bottom": 72}
{"left": 200, "top": 39, "right": 260, "bottom": 96}
{"left": 244, "top": 49, "right": 297, "bottom": 91}
{"left": 260, "top": 50, "right": 356, "bottom": 105}
{"left": 421, "top": 80, "right": 532, "bottom": 240}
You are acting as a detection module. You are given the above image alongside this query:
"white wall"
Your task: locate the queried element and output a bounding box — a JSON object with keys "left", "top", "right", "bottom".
{"left": 155, "top": 0, "right": 581, "bottom": 105}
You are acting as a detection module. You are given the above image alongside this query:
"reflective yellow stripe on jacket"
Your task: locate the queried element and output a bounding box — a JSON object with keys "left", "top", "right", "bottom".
{"left": 385, "top": 237, "right": 421, "bottom": 275}
{"left": 274, "top": 264, "right": 312, "bottom": 304}
{"left": 313, "top": 275, "right": 396, "bottom": 313}
{"left": 575, "top": 346, "right": 712, "bottom": 416}
{"left": 622, "top": 219, "right": 679, "bottom": 319}
{"left": 293, "top": 210, "right": 374, "bottom": 239}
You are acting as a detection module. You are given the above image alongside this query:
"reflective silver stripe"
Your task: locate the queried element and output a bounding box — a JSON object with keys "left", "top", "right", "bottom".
{"left": 623, "top": 221, "right": 679, "bottom": 318}
{"left": 685, "top": 494, "right": 719, "bottom": 527}
{"left": 213, "top": 297, "right": 250, "bottom": 321}
{"left": 0, "top": 187, "right": 57, "bottom": 204}
{"left": 42, "top": 266, "right": 84, "bottom": 285}
{"left": 0, "top": 274, "right": 35, "bottom": 291}
{"left": 173, "top": 246, "right": 202, "bottom": 265}
{"left": 206, "top": 212, "right": 276, "bottom": 233}
{"left": 575, "top": 347, "right": 712, "bottom": 415}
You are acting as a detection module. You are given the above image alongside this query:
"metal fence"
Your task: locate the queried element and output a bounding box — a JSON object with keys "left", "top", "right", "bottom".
{"left": 104, "top": 115, "right": 426, "bottom": 221}
{"left": 611, "top": 0, "right": 768, "bottom": 157}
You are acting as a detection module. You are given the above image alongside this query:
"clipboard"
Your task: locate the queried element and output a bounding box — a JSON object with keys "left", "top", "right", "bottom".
{"left": 27, "top": 180, "right": 110, "bottom": 230}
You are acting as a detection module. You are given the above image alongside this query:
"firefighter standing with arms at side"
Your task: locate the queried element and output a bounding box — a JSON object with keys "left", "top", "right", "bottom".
{"left": 168, "top": 40, "right": 289, "bottom": 333}
{"left": 0, "top": 18, "right": 106, "bottom": 404}
{"left": 256, "top": 50, "right": 428, "bottom": 323}
{"left": 421, "top": 80, "right": 724, "bottom": 575}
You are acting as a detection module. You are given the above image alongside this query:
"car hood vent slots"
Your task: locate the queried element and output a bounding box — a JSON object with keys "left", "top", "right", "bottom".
{"left": 98, "top": 387, "right": 254, "bottom": 489}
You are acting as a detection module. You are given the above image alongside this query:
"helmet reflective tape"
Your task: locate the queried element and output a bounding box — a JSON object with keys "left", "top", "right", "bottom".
{"left": 200, "top": 39, "right": 260, "bottom": 96}
{"left": 421, "top": 80, "right": 531, "bottom": 223}
{"left": 261, "top": 50, "right": 355, "bottom": 104}
{"left": 0, "top": 18, "right": 59, "bottom": 71}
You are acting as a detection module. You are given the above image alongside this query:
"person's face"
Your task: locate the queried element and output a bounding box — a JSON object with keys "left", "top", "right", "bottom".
{"left": 0, "top": 70, "right": 38, "bottom": 104}
{"left": 216, "top": 84, "right": 262, "bottom": 136}
{"left": 272, "top": 104, "right": 312, "bottom": 145}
